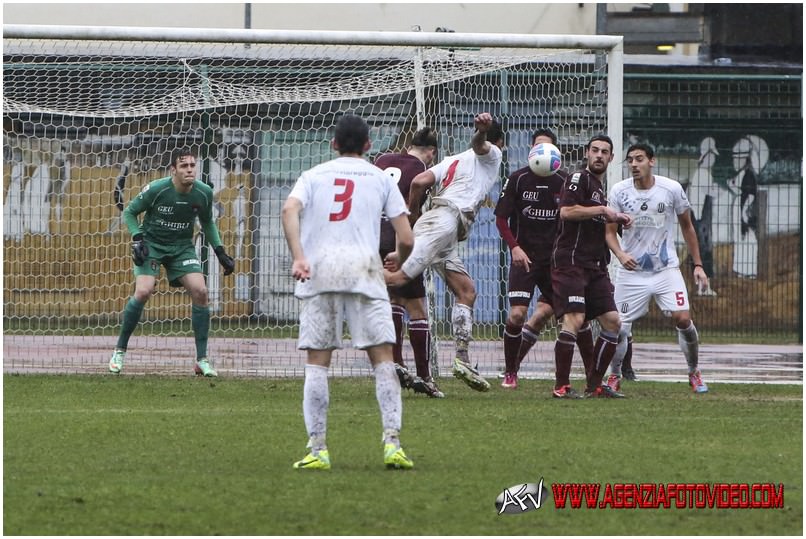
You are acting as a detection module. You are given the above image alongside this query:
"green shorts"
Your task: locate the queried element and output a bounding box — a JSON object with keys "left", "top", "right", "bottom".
{"left": 133, "top": 242, "right": 203, "bottom": 287}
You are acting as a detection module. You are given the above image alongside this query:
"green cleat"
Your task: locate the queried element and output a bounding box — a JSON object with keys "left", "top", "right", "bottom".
{"left": 384, "top": 444, "right": 414, "bottom": 470}
{"left": 293, "top": 450, "right": 331, "bottom": 470}
{"left": 109, "top": 349, "right": 125, "bottom": 374}
{"left": 194, "top": 358, "right": 218, "bottom": 377}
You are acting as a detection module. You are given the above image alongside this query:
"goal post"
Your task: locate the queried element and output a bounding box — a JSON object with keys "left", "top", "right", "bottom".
{"left": 3, "top": 24, "right": 623, "bottom": 378}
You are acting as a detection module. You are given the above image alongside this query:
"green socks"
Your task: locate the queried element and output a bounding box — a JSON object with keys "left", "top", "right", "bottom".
{"left": 192, "top": 304, "right": 210, "bottom": 360}
{"left": 116, "top": 297, "right": 145, "bottom": 350}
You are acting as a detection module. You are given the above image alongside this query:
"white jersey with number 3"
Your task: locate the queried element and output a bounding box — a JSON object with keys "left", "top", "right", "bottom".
{"left": 608, "top": 175, "right": 691, "bottom": 272}
{"left": 288, "top": 156, "right": 408, "bottom": 299}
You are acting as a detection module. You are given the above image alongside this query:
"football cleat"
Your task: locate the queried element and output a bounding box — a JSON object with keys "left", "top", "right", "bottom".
{"left": 606, "top": 373, "right": 622, "bottom": 392}
{"left": 384, "top": 444, "right": 414, "bottom": 470}
{"left": 411, "top": 376, "right": 445, "bottom": 398}
{"left": 194, "top": 358, "right": 218, "bottom": 378}
{"left": 501, "top": 372, "right": 518, "bottom": 389}
{"left": 108, "top": 349, "right": 126, "bottom": 374}
{"left": 293, "top": 450, "right": 331, "bottom": 470}
{"left": 452, "top": 358, "right": 491, "bottom": 392}
{"left": 584, "top": 384, "right": 626, "bottom": 399}
{"left": 395, "top": 363, "right": 414, "bottom": 389}
{"left": 688, "top": 370, "right": 709, "bottom": 393}
{"left": 622, "top": 367, "right": 639, "bottom": 381}
{"left": 552, "top": 385, "right": 582, "bottom": 399}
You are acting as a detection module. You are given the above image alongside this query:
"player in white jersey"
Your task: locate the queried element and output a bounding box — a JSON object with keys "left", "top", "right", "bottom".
{"left": 605, "top": 143, "right": 710, "bottom": 393}
{"left": 282, "top": 114, "right": 416, "bottom": 470}
{"left": 384, "top": 112, "right": 504, "bottom": 392}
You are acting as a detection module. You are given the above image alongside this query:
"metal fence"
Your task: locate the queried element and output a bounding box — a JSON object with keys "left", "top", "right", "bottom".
{"left": 616, "top": 70, "right": 801, "bottom": 340}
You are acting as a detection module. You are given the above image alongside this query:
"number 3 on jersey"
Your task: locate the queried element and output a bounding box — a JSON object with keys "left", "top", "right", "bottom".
{"left": 329, "top": 178, "right": 355, "bottom": 221}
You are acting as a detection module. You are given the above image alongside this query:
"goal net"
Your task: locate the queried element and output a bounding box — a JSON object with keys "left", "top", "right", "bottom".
{"left": 3, "top": 25, "right": 623, "bottom": 378}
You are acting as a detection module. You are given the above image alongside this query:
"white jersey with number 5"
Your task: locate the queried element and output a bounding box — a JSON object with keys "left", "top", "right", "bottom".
{"left": 430, "top": 145, "right": 503, "bottom": 218}
{"left": 288, "top": 156, "right": 408, "bottom": 299}
{"left": 608, "top": 175, "right": 691, "bottom": 272}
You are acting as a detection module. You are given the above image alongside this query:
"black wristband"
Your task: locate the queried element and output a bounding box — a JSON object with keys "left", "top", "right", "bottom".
{"left": 693, "top": 264, "right": 703, "bottom": 268}
{"left": 132, "top": 233, "right": 143, "bottom": 242}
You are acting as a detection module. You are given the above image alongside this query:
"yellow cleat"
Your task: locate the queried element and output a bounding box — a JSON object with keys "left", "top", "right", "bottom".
{"left": 293, "top": 450, "right": 331, "bottom": 470}
{"left": 384, "top": 444, "right": 414, "bottom": 470}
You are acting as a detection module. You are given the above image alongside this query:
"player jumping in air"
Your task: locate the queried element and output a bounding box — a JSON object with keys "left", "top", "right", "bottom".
{"left": 384, "top": 112, "right": 504, "bottom": 392}
{"left": 375, "top": 127, "right": 443, "bottom": 398}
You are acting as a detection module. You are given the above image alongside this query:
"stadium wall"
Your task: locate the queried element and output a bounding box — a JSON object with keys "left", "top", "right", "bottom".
{"left": 2, "top": 3, "right": 599, "bottom": 35}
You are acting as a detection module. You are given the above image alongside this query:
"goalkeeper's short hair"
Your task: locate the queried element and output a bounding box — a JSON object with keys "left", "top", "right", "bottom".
{"left": 170, "top": 147, "right": 195, "bottom": 168}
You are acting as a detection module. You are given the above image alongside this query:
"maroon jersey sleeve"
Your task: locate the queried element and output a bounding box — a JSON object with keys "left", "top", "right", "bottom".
{"left": 558, "top": 170, "right": 591, "bottom": 208}
{"left": 494, "top": 169, "right": 522, "bottom": 249}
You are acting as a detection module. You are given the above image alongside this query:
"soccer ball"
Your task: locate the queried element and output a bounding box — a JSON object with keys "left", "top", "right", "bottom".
{"left": 528, "top": 143, "right": 562, "bottom": 177}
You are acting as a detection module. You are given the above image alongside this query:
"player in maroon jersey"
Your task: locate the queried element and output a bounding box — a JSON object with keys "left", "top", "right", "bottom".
{"left": 375, "top": 127, "right": 444, "bottom": 398}
{"left": 550, "top": 134, "right": 632, "bottom": 398}
{"left": 495, "top": 129, "right": 558, "bottom": 387}
{"left": 495, "top": 128, "right": 598, "bottom": 389}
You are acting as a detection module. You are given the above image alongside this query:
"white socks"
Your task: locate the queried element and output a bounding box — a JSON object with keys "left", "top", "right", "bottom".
{"left": 303, "top": 364, "right": 329, "bottom": 452}
{"left": 304, "top": 361, "right": 404, "bottom": 452}
{"left": 452, "top": 303, "right": 473, "bottom": 362}
{"left": 374, "top": 361, "right": 402, "bottom": 447}
{"left": 611, "top": 322, "right": 632, "bottom": 376}
{"left": 677, "top": 321, "right": 700, "bottom": 373}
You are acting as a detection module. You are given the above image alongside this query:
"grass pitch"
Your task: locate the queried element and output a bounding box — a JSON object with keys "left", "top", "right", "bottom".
{"left": 3, "top": 374, "right": 802, "bottom": 535}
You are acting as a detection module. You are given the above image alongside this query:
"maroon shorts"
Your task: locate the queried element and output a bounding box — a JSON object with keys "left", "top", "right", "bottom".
{"left": 507, "top": 262, "right": 553, "bottom": 307}
{"left": 380, "top": 219, "right": 426, "bottom": 300}
{"left": 551, "top": 264, "right": 616, "bottom": 320}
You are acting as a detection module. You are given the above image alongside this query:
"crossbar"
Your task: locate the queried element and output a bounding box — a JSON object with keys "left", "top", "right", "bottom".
{"left": 4, "top": 24, "right": 623, "bottom": 51}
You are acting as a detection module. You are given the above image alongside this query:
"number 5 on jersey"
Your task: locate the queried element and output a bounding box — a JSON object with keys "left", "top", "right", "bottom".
{"left": 329, "top": 178, "right": 355, "bottom": 221}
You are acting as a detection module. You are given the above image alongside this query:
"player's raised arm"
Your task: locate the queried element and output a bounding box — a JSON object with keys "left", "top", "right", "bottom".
{"left": 471, "top": 112, "right": 494, "bottom": 155}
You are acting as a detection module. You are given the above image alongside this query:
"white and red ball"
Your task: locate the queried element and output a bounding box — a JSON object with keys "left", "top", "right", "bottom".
{"left": 527, "top": 143, "right": 562, "bottom": 177}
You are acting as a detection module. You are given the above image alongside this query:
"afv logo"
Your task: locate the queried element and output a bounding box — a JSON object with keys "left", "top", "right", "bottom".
{"left": 495, "top": 478, "right": 548, "bottom": 515}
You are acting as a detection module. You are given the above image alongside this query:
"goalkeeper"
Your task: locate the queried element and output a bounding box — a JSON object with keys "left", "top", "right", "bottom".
{"left": 108, "top": 148, "right": 235, "bottom": 376}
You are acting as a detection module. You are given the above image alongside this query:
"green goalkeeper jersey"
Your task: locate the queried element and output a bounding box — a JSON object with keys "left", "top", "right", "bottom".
{"left": 123, "top": 176, "right": 223, "bottom": 247}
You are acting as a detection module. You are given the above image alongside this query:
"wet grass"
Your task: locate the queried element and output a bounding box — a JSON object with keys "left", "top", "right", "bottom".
{"left": 3, "top": 375, "right": 802, "bottom": 535}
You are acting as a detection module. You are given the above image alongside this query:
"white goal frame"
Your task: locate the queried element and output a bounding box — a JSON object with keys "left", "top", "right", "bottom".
{"left": 4, "top": 24, "right": 624, "bottom": 185}
{"left": 3, "top": 24, "right": 623, "bottom": 379}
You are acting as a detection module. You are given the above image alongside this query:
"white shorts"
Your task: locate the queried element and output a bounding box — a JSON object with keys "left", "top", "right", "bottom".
{"left": 297, "top": 293, "right": 395, "bottom": 350}
{"left": 614, "top": 267, "right": 690, "bottom": 322}
{"left": 400, "top": 205, "right": 469, "bottom": 280}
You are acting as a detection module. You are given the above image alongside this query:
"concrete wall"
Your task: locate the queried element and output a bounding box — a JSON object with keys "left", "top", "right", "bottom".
{"left": 3, "top": 2, "right": 598, "bottom": 35}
